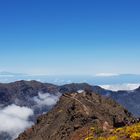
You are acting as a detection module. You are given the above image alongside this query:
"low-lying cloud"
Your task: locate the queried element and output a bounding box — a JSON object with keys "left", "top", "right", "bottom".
{"left": 95, "top": 73, "right": 119, "bottom": 77}
{"left": 0, "top": 104, "right": 34, "bottom": 140}
{"left": 33, "top": 92, "right": 61, "bottom": 106}
{"left": 77, "top": 90, "right": 85, "bottom": 93}
{"left": 100, "top": 83, "right": 140, "bottom": 91}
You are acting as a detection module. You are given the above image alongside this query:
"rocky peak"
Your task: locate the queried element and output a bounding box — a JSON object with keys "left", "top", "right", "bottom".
{"left": 16, "top": 91, "right": 134, "bottom": 140}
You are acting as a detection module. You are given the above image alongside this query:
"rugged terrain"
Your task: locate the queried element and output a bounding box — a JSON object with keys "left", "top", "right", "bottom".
{"left": 0, "top": 80, "right": 140, "bottom": 116}
{"left": 0, "top": 80, "right": 58, "bottom": 105}
{"left": 0, "top": 81, "right": 140, "bottom": 139}
{"left": 16, "top": 91, "right": 134, "bottom": 140}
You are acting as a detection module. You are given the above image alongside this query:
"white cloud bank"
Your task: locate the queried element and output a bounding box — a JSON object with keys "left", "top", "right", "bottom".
{"left": 100, "top": 83, "right": 140, "bottom": 91}
{"left": 0, "top": 104, "right": 34, "bottom": 140}
{"left": 95, "top": 73, "right": 119, "bottom": 77}
{"left": 33, "top": 92, "right": 61, "bottom": 106}
{"left": 0, "top": 92, "right": 61, "bottom": 139}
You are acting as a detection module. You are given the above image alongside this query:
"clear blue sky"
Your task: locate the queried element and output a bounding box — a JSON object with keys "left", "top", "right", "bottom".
{"left": 0, "top": 0, "right": 140, "bottom": 75}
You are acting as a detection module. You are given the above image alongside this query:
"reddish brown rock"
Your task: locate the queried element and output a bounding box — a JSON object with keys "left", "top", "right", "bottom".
{"left": 16, "top": 91, "right": 134, "bottom": 140}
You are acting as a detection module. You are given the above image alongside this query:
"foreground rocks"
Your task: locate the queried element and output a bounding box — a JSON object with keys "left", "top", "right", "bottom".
{"left": 16, "top": 91, "right": 134, "bottom": 140}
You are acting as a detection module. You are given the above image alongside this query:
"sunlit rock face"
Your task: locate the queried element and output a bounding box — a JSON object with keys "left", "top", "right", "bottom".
{"left": 16, "top": 91, "right": 134, "bottom": 140}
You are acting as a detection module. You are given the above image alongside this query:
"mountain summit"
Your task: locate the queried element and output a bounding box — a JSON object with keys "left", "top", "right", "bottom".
{"left": 17, "top": 91, "right": 134, "bottom": 140}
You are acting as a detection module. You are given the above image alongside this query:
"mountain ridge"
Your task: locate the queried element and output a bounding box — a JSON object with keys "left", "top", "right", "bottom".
{"left": 0, "top": 80, "right": 140, "bottom": 115}
{"left": 0, "top": 80, "right": 140, "bottom": 139}
{"left": 16, "top": 91, "right": 135, "bottom": 140}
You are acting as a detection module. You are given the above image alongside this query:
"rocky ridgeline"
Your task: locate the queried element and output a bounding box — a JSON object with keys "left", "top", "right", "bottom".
{"left": 16, "top": 91, "right": 135, "bottom": 140}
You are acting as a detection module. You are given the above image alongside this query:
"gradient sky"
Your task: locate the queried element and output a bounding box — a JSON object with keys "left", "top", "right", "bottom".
{"left": 0, "top": 0, "right": 140, "bottom": 75}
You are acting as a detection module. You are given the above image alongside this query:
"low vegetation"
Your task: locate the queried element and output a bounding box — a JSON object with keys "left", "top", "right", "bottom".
{"left": 85, "top": 123, "right": 140, "bottom": 140}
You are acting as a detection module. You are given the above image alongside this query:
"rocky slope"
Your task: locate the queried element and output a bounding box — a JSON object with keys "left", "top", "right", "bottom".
{"left": 16, "top": 91, "right": 134, "bottom": 140}
{"left": 0, "top": 80, "right": 58, "bottom": 105}
{"left": 111, "top": 88, "right": 140, "bottom": 116}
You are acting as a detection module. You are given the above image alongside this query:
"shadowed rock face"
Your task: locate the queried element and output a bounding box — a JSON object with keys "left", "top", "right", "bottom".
{"left": 0, "top": 80, "right": 58, "bottom": 106}
{"left": 16, "top": 91, "right": 134, "bottom": 140}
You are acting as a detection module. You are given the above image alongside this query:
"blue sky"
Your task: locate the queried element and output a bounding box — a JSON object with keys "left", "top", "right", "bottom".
{"left": 0, "top": 0, "right": 140, "bottom": 75}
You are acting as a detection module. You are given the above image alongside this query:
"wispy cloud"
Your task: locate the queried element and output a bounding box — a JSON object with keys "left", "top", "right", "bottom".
{"left": 33, "top": 92, "right": 61, "bottom": 106}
